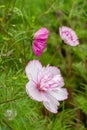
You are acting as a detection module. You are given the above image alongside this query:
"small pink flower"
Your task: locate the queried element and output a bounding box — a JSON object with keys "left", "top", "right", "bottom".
{"left": 25, "top": 60, "right": 68, "bottom": 113}
{"left": 32, "top": 27, "right": 49, "bottom": 57}
{"left": 59, "top": 26, "right": 79, "bottom": 46}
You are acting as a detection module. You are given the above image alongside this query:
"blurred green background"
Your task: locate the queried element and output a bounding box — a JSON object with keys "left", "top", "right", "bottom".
{"left": 0, "top": 0, "right": 87, "bottom": 130}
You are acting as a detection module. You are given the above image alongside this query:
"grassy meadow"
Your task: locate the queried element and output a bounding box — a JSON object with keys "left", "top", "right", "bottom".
{"left": 0, "top": 0, "right": 87, "bottom": 130}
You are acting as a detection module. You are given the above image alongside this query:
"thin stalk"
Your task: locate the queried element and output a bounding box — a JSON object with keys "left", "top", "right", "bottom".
{"left": 2, "top": 119, "right": 14, "bottom": 130}
{"left": 0, "top": 95, "right": 26, "bottom": 105}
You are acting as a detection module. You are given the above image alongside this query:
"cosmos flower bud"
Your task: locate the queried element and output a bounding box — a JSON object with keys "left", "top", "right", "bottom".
{"left": 25, "top": 60, "right": 68, "bottom": 113}
{"left": 59, "top": 26, "right": 79, "bottom": 46}
{"left": 32, "top": 27, "right": 49, "bottom": 57}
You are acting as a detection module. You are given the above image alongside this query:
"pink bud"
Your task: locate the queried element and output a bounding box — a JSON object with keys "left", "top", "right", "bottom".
{"left": 59, "top": 26, "right": 79, "bottom": 46}
{"left": 32, "top": 27, "right": 49, "bottom": 57}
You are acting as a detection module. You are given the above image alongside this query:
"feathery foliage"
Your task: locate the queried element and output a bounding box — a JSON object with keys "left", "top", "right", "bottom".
{"left": 0, "top": 0, "right": 87, "bottom": 129}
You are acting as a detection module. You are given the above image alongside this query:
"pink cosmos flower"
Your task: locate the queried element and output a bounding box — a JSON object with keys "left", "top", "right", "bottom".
{"left": 25, "top": 60, "right": 68, "bottom": 113}
{"left": 32, "top": 27, "right": 49, "bottom": 57}
{"left": 59, "top": 26, "right": 79, "bottom": 46}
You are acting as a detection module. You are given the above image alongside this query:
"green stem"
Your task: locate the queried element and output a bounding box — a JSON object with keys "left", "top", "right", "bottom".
{"left": 68, "top": 0, "right": 77, "bottom": 19}
{"left": 0, "top": 96, "right": 26, "bottom": 105}
{"left": 2, "top": 119, "right": 14, "bottom": 130}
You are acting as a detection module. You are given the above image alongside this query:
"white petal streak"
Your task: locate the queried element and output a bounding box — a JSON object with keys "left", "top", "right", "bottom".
{"left": 25, "top": 60, "right": 42, "bottom": 81}
{"left": 43, "top": 94, "right": 60, "bottom": 114}
{"left": 26, "top": 81, "right": 48, "bottom": 102}
{"left": 46, "top": 66, "right": 61, "bottom": 76}
{"left": 49, "top": 88, "right": 68, "bottom": 101}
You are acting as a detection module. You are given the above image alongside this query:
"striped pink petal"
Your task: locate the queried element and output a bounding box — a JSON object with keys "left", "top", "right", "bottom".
{"left": 59, "top": 26, "right": 79, "bottom": 46}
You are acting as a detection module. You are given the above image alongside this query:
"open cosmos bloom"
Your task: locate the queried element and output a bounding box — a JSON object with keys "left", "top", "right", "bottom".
{"left": 59, "top": 26, "right": 79, "bottom": 46}
{"left": 32, "top": 27, "right": 49, "bottom": 57}
{"left": 25, "top": 60, "right": 68, "bottom": 113}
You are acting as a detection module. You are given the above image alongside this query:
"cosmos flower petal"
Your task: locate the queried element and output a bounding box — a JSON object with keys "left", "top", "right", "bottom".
{"left": 34, "top": 27, "right": 49, "bottom": 39}
{"left": 40, "top": 66, "right": 64, "bottom": 88}
{"left": 32, "top": 44, "right": 42, "bottom": 57}
{"left": 49, "top": 88, "right": 68, "bottom": 101}
{"left": 25, "top": 60, "right": 42, "bottom": 81}
{"left": 26, "top": 81, "right": 48, "bottom": 102}
{"left": 38, "top": 66, "right": 62, "bottom": 82}
{"left": 59, "top": 26, "right": 79, "bottom": 46}
{"left": 45, "top": 66, "right": 61, "bottom": 75}
{"left": 32, "top": 27, "right": 49, "bottom": 57}
{"left": 25, "top": 60, "right": 68, "bottom": 113}
{"left": 43, "top": 94, "right": 60, "bottom": 113}
{"left": 32, "top": 40, "right": 46, "bottom": 57}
